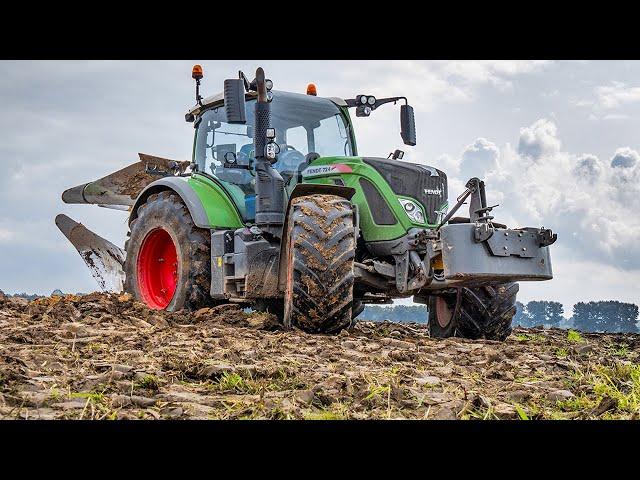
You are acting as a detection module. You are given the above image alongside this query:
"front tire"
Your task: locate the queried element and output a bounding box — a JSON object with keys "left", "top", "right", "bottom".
{"left": 124, "top": 191, "right": 212, "bottom": 311}
{"left": 428, "top": 283, "right": 519, "bottom": 341}
{"left": 283, "top": 194, "right": 355, "bottom": 334}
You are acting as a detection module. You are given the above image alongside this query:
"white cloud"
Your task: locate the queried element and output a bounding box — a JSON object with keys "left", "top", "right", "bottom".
{"left": 573, "top": 154, "right": 605, "bottom": 182}
{"left": 602, "top": 113, "right": 630, "bottom": 120}
{"left": 610, "top": 147, "right": 639, "bottom": 168}
{"left": 0, "top": 227, "right": 13, "bottom": 242}
{"left": 440, "top": 61, "right": 551, "bottom": 90}
{"left": 460, "top": 138, "right": 499, "bottom": 177}
{"left": 517, "top": 119, "right": 561, "bottom": 160}
{"left": 571, "top": 99, "right": 595, "bottom": 108}
{"left": 541, "top": 89, "right": 560, "bottom": 98}
{"left": 433, "top": 154, "right": 461, "bottom": 175}
{"left": 596, "top": 81, "right": 640, "bottom": 108}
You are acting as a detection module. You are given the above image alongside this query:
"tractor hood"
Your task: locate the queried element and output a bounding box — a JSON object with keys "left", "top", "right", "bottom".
{"left": 362, "top": 157, "right": 448, "bottom": 225}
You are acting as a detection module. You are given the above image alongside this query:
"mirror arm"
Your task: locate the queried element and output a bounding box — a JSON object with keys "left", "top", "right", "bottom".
{"left": 373, "top": 96, "right": 407, "bottom": 109}
{"left": 344, "top": 96, "right": 407, "bottom": 109}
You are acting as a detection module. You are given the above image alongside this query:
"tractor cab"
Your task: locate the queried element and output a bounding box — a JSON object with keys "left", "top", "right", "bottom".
{"left": 192, "top": 90, "right": 355, "bottom": 221}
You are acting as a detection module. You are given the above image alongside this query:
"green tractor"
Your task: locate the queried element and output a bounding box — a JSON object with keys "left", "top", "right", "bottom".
{"left": 56, "top": 65, "right": 556, "bottom": 340}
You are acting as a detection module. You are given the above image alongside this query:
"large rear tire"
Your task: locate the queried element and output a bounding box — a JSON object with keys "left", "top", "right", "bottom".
{"left": 124, "top": 191, "right": 212, "bottom": 311}
{"left": 283, "top": 194, "right": 355, "bottom": 334}
{"left": 428, "top": 283, "right": 519, "bottom": 341}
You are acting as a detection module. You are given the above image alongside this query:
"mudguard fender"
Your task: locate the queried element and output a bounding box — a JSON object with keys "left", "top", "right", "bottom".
{"left": 130, "top": 177, "right": 212, "bottom": 228}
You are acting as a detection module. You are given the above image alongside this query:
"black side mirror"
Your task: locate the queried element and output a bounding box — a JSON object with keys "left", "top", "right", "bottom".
{"left": 400, "top": 104, "right": 416, "bottom": 146}
{"left": 224, "top": 79, "right": 246, "bottom": 124}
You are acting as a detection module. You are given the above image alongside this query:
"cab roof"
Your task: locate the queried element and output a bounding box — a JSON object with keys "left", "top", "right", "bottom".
{"left": 185, "top": 90, "right": 347, "bottom": 122}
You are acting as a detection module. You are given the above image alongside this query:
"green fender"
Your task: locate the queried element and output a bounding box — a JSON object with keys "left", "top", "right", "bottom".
{"left": 130, "top": 174, "right": 244, "bottom": 229}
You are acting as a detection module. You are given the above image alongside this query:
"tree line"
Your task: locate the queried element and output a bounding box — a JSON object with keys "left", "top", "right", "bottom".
{"left": 514, "top": 300, "right": 639, "bottom": 333}
{"left": 359, "top": 305, "right": 428, "bottom": 323}
{"left": 361, "top": 300, "right": 640, "bottom": 333}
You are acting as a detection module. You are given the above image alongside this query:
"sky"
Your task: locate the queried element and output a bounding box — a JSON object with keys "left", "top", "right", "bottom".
{"left": 1, "top": 60, "right": 639, "bottom": 315}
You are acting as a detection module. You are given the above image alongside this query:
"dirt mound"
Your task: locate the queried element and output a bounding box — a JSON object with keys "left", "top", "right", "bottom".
{"left": 1, "top": 293, "right": 638, "bottom": 419}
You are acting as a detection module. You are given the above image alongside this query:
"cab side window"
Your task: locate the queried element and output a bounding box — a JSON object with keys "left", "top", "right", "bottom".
{"left": 285, "top": 126, "right": 309, "bottom": 155}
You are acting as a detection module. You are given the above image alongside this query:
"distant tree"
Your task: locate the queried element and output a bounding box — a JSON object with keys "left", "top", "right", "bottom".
{"left": 526, "top": 301, "right": 547, "bottom": 327}
{"left": 360, "top": 305, "right": 428, "bottom": 323}
{"left": 543, "top": 301, "right": 564, "bottom": 326}
{"left": 5, "top": 292, "right": 41, "bottom": 301}
{"left": 573, "top": 301, "right": 639, "bottom": 333}
{"left": 521, "top": 301, "right": 564, "bottom": 327}
{"left": 512, "top": 301, "right": 528, "bottom": 327}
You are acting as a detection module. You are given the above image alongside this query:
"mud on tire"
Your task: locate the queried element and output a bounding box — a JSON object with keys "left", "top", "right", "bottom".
{"left": 283, "top": 194, "right": 355, "bottom": 334}
{"left": 124, "top": 191, "right": 212, "bottom": 312}
{"left": 429, "top": 282, "right": 519, "bottom": 341}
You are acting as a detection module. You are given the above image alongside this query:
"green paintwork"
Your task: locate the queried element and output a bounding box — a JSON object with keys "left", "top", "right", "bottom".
{"left": 302, "top": 156, "right": 439, "bottom": 242}
{"left": 187, "top": 174, "right": 244, "bottom": 228}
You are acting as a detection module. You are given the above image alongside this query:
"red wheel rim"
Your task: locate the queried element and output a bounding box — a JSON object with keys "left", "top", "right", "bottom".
{"left": 137, "top": 228, "right": 178, "bottom": 309}
{"left": 436, "top": 297, "right": 453, "bottom": 328}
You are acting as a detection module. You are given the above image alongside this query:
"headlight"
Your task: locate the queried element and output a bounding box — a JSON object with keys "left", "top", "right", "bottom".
{"left": 399, "top": 199, "right": 425, "bottom": 224}
{"left": 265, "top": 142, "right": 278, "bottom": 160}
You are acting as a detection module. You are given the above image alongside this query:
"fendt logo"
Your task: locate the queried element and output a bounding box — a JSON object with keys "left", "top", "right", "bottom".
{"left": 424, "top": 188, "right": 442, "bottom": 195}
{"left": 302, "top": 164, "right": 353, "bottom": 177}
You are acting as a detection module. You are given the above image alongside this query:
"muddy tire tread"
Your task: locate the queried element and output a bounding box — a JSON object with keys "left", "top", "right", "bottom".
{"left": 284, "top": 194, "right": 355, "bottom": 334}
{"left": 429, "top": 282, "right": 519, "bottom": 341}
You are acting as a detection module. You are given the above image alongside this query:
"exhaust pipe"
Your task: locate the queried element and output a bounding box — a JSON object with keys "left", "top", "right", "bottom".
{"left": 253, "top": 67, "right": 285, "bottom": 236}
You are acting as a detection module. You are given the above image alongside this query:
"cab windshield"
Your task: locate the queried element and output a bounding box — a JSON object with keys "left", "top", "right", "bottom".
{"left": 194, "top": 91, "right": 353, "bottom": 196}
